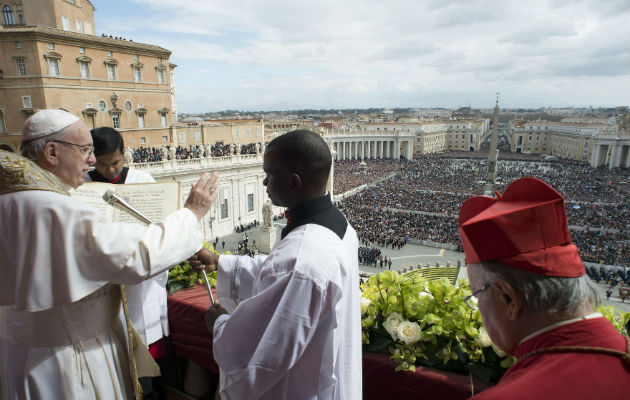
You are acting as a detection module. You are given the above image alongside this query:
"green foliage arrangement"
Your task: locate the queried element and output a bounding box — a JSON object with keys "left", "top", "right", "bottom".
{"left": 167, "top": 241, "right": 223, "bottom": 295}
{"left": 361, "top": 270, "right": 630, "bottom": 384}
{"left": 360, "top": 270, "right": 514, "bottom": 384}
{"left": 597, "top": 304, "right": 630, "bottom": 334}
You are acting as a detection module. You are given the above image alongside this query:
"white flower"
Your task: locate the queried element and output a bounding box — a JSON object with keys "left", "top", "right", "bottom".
{"left": 360, "top": 297, "right": 371, "bottom": 315}
{"left": 397, "top": 320, "right": 422, "bottom": 345}
{"left": 383, "top": 312, "right": 404, "bottom": 340}
{"left": 478, "top": 327, "right": 493, "bottom": 347}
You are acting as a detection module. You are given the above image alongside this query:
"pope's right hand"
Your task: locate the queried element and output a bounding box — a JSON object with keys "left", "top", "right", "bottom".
{"left": 188, "top": 248, "right": 219, "bottom": 273}
{"left": 184, "top": 172, "right": 219, "bottom": 220}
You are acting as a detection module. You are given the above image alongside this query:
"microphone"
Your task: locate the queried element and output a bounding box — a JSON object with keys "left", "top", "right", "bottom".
{"left": 102, "top": 189, "right": 216, "bottom": 305}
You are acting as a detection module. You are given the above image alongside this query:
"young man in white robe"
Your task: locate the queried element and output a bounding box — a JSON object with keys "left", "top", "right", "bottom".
{"left": 193, "top": 130, "right": 362, "bottom": 399}
{"left": 0, "top": 109, "right": 219, "bottom": 399}
{"left": 87, "top": 126, "right": 169, "bottom": 398}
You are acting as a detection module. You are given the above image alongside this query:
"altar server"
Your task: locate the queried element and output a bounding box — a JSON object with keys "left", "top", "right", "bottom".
{"left": 459, "top": 177, "right": 630, "bottom": 399}
{"left": 0, "top": 109, "right": 219, "bottom": 399}
{"left": 195, "top": 130, "right": 362, "bottom": 399}
{"left": 88, "top": 126, "right": 155, "bottom": 185}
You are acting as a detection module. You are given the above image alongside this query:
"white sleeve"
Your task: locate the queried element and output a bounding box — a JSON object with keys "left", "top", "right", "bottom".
{"left": 212, "top": 271, "right": 331, "bottom": 399}
{"left": 84, "top": 207, "right": 203, "bottom": 283}
{"left": 216, "top": 254, "right": 267, "bottom": 313}
{"left": 3, "top": 191, "right": 203, "bottom": 311}
{"left": 125, "top": 168, "right": 155, "bottom": 183}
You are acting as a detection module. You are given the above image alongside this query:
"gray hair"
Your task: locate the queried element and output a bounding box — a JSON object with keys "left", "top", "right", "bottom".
{"left": 20, "top": 128, "right": 71, "bottom": 161}
{"left": 475, "top": 260, "right": 599, "bottom": 316}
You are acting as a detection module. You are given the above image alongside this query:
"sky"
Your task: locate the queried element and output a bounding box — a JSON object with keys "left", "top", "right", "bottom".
{"left": 92, "top": 0, "right": 629, "bottom": 113}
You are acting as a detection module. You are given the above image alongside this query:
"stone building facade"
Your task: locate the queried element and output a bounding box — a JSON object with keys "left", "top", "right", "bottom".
{"left": 510, "top": 120, "right": 630, "bottom": 169}
{"left": 0, "top": 0, "right": 175, "bottom": 151}
{"left": 357, "top": 120, "right": 488, "bottom": 156}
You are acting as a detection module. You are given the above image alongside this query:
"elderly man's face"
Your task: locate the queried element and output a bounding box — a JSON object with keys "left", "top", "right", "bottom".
{"left": 467, "top": 264, "right": 517, "bottom": 354}
{"left": 50, "top": 121, "right": 96, "bottom": 188}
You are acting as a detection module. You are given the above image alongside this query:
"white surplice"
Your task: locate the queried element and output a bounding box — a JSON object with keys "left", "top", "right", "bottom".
{"left": 0, "top": 188, "right": 203, "bottom": 399}
{"left": 122, "top": 169, "right": 170, "bottom": 347}
{"left": 213, "top": 223, "right": 363, "bottom": 400}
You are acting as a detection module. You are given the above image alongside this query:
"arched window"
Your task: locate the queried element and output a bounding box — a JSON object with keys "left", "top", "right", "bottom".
{"left": 3, "top": 5, "right": 15, "bottom": 25}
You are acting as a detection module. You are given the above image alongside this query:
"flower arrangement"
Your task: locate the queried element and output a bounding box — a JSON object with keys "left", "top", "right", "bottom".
{"left": 360, "top": 270, "right": 514, "bottom": 384}
{"left": 361, "top": 270, "right": 630, "bottom": 384}
{"left": 167, "top": 241, "right": 222, "bottom": 295}
{"left": 597, "top": 304, "right": 630, "bottom": 334}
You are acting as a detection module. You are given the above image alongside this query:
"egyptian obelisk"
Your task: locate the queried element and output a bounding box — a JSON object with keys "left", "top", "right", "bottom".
{"left": 486, "top": 93, "right": 500, "bottom": 182}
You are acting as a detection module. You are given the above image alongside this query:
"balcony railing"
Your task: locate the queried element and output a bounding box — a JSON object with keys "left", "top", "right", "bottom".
{"left": 132, "top": 153, "right": 262, "bottom": 174}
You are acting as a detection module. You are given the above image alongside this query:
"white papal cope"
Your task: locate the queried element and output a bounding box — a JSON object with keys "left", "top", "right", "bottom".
{"left": 0, "top": 153, "right": 203, "bottom": 399}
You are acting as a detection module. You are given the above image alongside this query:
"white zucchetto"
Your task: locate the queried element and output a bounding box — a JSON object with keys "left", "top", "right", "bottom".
{"left": 21, "top": 109, "right": 80, "bottom": 141}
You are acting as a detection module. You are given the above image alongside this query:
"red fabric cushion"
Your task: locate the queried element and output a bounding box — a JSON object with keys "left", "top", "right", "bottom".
{"left": 168, "top": 286, "right": 492, "bottom": 398}
{"left": 362, "top": 353, "right": 489, "bottom": 400}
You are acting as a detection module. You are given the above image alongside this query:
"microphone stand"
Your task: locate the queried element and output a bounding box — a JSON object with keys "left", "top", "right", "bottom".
{"left": 102, "top": 190, "right": 216, "bottom": 305}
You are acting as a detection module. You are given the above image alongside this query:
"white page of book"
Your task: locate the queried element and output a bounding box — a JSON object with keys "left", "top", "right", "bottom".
{"left": 71, "top": 181, "right": 180, "bottom": 223}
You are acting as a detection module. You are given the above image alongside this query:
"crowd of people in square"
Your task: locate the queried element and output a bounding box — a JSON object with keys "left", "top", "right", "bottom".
{"left": 340, "top": 204, "right": 461, "bottom": 250}
{"left": 129, "top": 142, "right": 263, "bottom": 163}
{"left": 586, "top": 265, "right": 630, "bottom": 286}
{"left": 358, "top": 246, "right": 392, "bottom": 268}
{"left": 234, "top": 220, "right": 259, "bottom": 233}
{"left": 236, "top": 232, "right": 257, "bottom": 257}
{"left": 332, "top": 159, "right": 400, "bottom": 194}
{"left": 131, "top": 146, "right": 163, "bottom": 163}
{"left": 334, "top": 153, "right": 630, "bottom": 267}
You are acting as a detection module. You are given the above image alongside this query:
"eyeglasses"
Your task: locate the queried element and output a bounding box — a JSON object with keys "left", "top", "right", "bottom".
{"left": 463, "top": 283, "right": 491, "bottom": 310}
{"left": 51, "top": 140, "right": 94, "bottom": 159}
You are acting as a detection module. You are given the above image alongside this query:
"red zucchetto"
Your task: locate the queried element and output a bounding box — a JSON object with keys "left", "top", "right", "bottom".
{"left": 458, "top": 177, "right": 585, "bottom": 277}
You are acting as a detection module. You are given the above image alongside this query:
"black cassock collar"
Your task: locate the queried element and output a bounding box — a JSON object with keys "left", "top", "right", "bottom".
{"left": 88, "top": 167, "right": 129, "bottom": 184}
{"left": 281, "top": 194, "right": 348, "bottom": 240}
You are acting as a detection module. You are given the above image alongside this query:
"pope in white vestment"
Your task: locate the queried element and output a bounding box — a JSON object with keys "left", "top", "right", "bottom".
{"left": 0, "top": 149, "right": 212, "bottom": 399}
{"left": 212, "top": 194, "right": 363, "bottom": 400}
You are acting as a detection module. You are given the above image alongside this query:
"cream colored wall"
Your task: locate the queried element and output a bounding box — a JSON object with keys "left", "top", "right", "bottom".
{"left": 511, "top": 129, "right": 594, "bottom": 163}
{"left": 18, "top": 0, "right": 95, "bottom": 32}
{"left": 52, "top": 0, "right": 95, "bottom": 33}
{"left": 0, "top": 33, "right": 172, "bottom": 147}
{"left": 0, "top": 36, "right": 43, "bottom": 75}
{"left": 2, "top": 1, "right": 30, "bottom": 25}
{"left": 20, "top": 0, "right": 55, "bottom": 28}
{"left": 173, "top": 122, "right": 265, "bottom": 147}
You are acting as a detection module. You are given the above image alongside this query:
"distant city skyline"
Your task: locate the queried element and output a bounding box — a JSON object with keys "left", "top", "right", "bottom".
{"left": 95, "top": 0, "right": 628, "bottom": 113}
